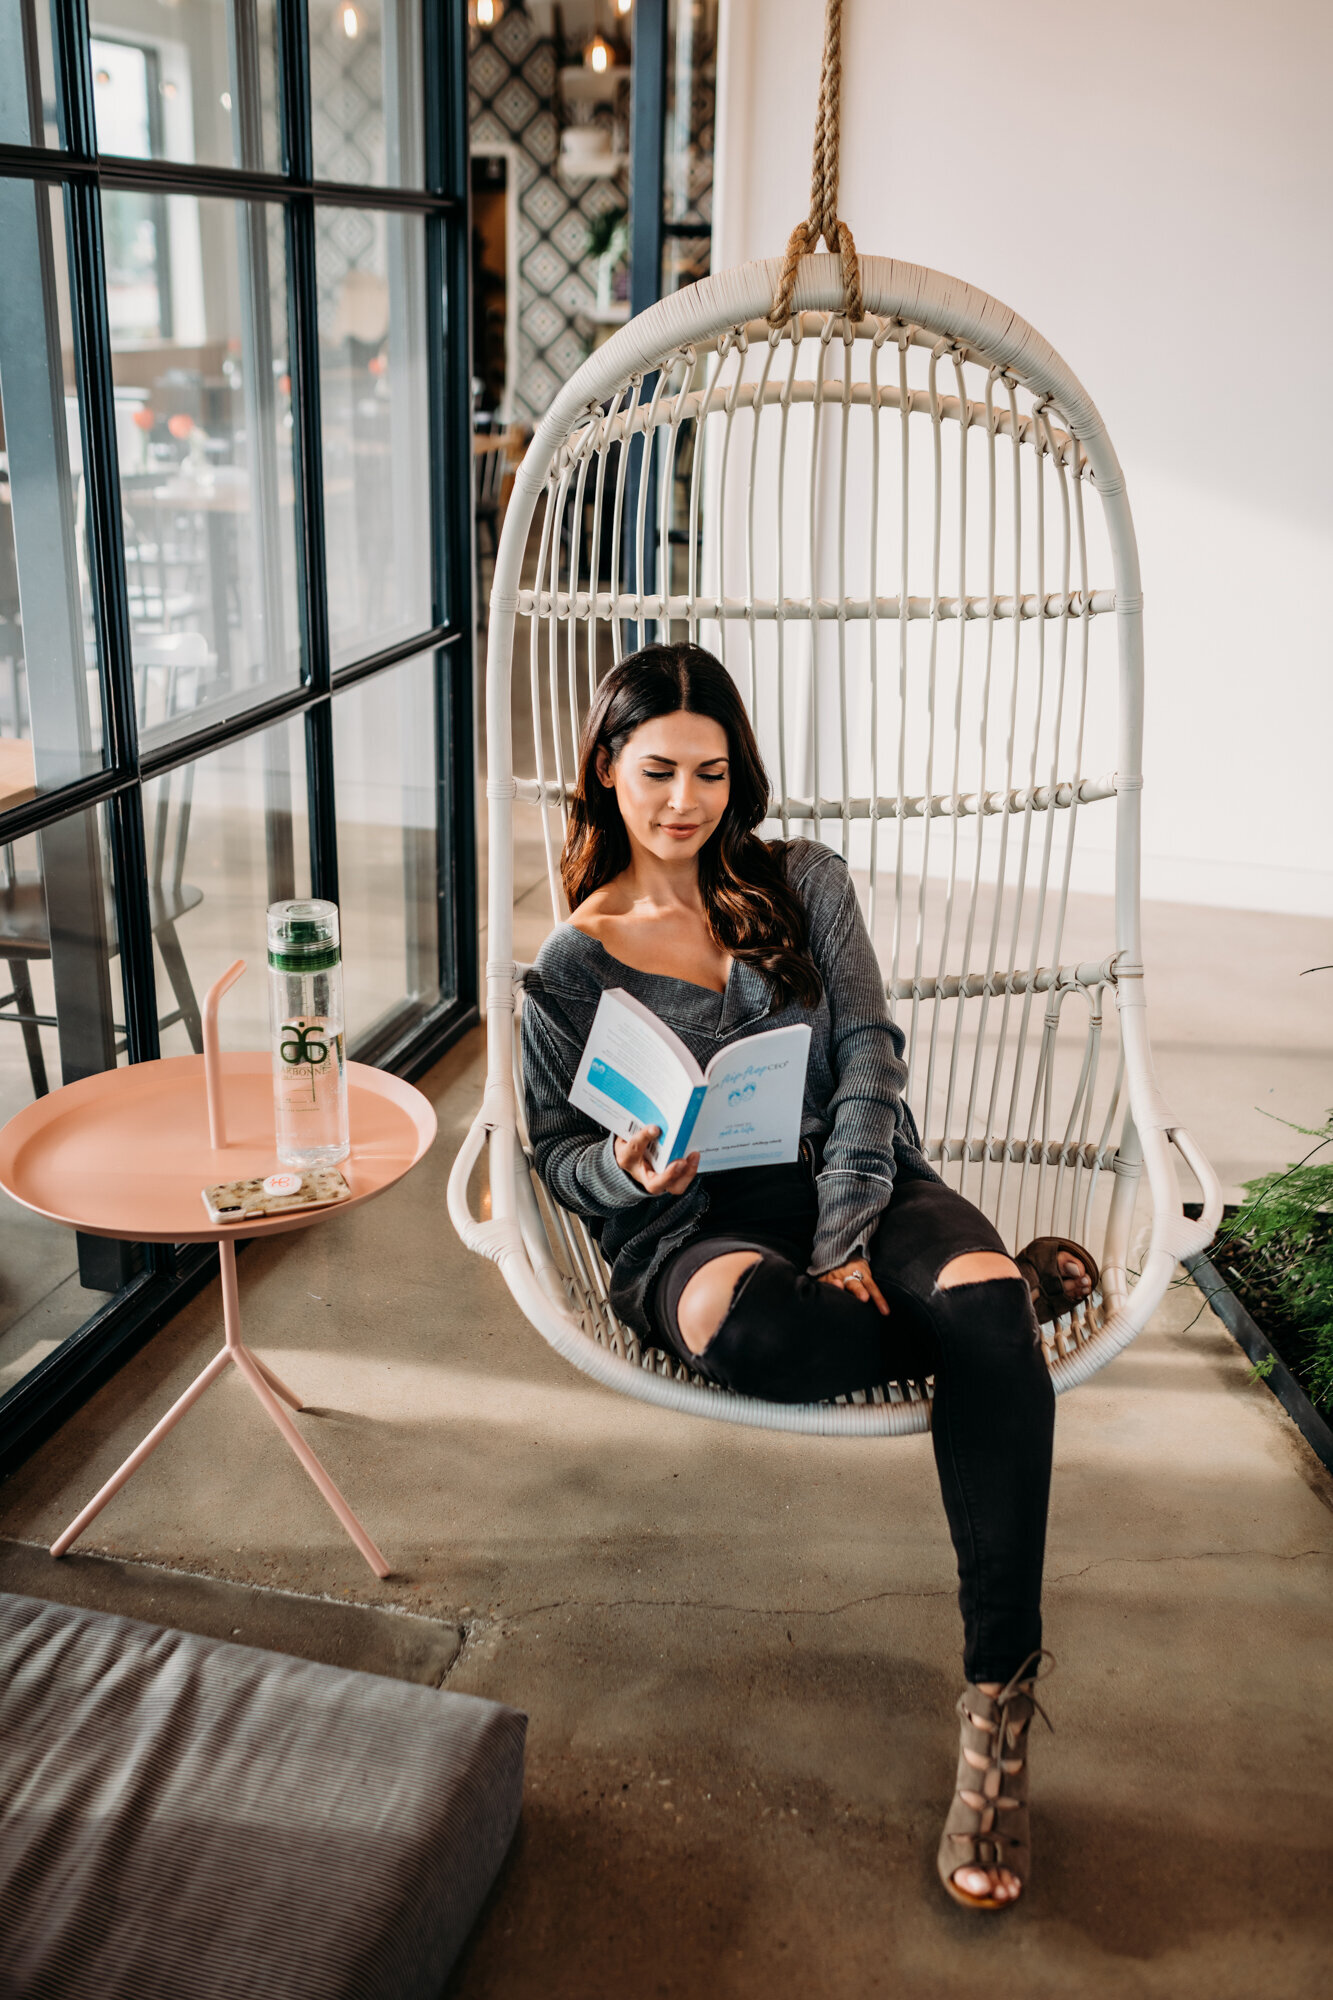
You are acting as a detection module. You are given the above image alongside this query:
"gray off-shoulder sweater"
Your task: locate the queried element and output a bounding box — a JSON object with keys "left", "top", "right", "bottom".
{"left": 520, "top": 838, "right": 937, "bottom": 1339}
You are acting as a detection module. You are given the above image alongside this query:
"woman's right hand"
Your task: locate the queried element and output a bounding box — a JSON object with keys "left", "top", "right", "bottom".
{"left": 615, "top": 1127, "right": 699, "bottom": 1198}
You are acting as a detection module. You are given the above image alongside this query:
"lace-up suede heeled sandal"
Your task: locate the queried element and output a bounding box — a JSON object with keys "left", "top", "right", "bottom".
{"left": 937, "top": 1651, "right": 1055, "bottom": 1911}
{"left": 1014, "top": 1237, "right": 1099, "bottom": 1326}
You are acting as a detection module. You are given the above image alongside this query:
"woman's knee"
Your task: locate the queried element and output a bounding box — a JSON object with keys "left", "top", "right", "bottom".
{"left": 928, "top": 1255, "right": 1048, "bottom": 1376}
{"left": 676, "top": 1251, "right": 763, "bottom": 1356}
{"left": 937, "top": 1251, "right": 1023, "bottom": 1290}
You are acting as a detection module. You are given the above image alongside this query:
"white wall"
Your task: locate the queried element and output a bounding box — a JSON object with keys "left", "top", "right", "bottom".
{"left": 714, "top": 0, "right": 1333, "bottom": 915}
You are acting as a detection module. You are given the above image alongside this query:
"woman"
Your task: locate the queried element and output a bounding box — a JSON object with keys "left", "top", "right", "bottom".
{"left": 521, "top": 644, "right": 1096, "bottom": 1911}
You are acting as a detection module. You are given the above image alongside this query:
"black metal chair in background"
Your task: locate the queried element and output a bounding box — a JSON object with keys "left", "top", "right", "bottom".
{"left": 473, "top": 419, "right": 523, "bottom": 605}
{"left": 0, "top": 486, "right": 27, "bottom": 743}
{"left": 0, "top": 766, "right": 205, "bottom": 1098}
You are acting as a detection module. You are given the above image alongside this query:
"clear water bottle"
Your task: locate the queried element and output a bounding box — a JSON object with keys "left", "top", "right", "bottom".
{"left": 267, "top": 899, "right": 350, "bottom": 1169}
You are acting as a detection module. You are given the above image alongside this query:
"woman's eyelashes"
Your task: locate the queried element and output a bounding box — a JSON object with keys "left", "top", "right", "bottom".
{"left": 641, "top": 766, "right": 727, "bottom": 783}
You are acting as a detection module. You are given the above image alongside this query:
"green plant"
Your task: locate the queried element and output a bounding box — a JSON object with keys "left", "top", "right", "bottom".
{"left": 585, "top": 206, "right": 628, "bottom": 262}
{"left": 1235, "top": 1110, "right": 1333, "bottom": 1414}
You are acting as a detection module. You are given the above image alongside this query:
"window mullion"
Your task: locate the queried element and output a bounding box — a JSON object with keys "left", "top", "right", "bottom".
{"left": 278, "top": 1, "right": 337, "bottom": 905}
{"left": 107, "top": 784, "right": 160, "bottom": 1068}
{"left": 425, "top": 2, "right": 476, "bottom": 1021}
{"left": 433, "top": 203, "right": 476, "bottom": 1014}
{"left": 278, "top": 0, "right": 314, "bottom": 184}
{"left": 286, "top": 194, "right": 337, "bottom": 900}
{"left": 51, "top": 0, "right": 96, "bottom": 159}
{"left": 63, "top": 181, "right": 139, "bottom": 780}
{"left": 61, "top": 149, "right": 163, "bottom": 1088}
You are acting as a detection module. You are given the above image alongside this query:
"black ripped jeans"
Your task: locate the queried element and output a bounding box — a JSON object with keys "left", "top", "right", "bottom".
{"left": 650, "top": 1163, "right": 1055, "bottom": 1684}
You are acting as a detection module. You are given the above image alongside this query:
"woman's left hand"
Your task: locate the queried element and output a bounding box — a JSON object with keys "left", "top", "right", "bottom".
{"left": 817, "top": 1260, "right": 889, "bottom": 1315}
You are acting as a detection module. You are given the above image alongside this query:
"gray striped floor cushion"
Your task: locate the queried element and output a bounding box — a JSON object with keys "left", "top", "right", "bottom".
{"left": 0, "top": 1591, "right": 525, "bottom": 1999}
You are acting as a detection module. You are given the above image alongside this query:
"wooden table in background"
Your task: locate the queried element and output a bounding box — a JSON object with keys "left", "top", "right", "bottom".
{"left": 0, "top": 737, "right": 37, "bottom": 813}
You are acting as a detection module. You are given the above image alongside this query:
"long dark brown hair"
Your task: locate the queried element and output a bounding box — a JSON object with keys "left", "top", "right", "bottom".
{"left": 560, "top": 644, "right": 821, "bottom": 1011}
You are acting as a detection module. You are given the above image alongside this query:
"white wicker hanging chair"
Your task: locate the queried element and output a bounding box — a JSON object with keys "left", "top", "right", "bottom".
{"left": 448, "top": 11, "right": 1222, "bottom": 1438}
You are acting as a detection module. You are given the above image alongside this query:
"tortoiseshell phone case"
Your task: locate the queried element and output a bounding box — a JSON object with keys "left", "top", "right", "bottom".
{"left": 201, "top": 1168, "right": 351, "bottom": 1224}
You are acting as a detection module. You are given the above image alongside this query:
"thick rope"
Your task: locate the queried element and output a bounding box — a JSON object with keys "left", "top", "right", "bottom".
{"left": 768, "top": 0, "right": 864, "bottom": 327}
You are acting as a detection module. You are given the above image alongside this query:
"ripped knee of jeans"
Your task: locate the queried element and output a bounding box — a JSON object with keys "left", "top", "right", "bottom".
{"left": 675, "top": 1249, "right": 765, "bottom": 1357}
{"left": 926, "top": 1272, "right": 1044, "bottom": 1357}
{"left": 934, "top": 1249, "right": 1024, "bottom": 1292}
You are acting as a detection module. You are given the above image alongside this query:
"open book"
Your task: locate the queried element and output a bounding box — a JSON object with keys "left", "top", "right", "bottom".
{"left": 567, "top": 986, "right": 811, "bottom": 1173}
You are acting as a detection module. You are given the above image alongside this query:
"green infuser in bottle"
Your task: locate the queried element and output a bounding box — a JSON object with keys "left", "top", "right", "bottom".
{"left": 267, "top": 900, "right": 349, "bottom": 1168}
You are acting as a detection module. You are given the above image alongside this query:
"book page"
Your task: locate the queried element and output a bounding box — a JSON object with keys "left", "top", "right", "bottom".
{"left": 567, "top": 989, "right": 697, "bottom": 1158}
{"left": 688, "top": 1023, "right": 812, "bottom": 1171}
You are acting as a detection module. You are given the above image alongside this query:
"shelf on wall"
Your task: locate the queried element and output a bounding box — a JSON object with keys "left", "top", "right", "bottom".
{"left": 559, "top": 65, "right": 626, "bottom": 105}
{"left": 558, "top": 152, "right": 628, "bottom": 178}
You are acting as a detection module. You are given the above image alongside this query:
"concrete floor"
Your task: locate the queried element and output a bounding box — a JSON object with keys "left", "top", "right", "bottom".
{"left": 2, "top": 1010, "right": 1332, "bottom": 1997}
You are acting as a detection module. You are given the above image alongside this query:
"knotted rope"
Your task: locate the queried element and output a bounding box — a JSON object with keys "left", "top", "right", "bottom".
{"left": 768, "top": 0, "right": 864, "bottom": 327}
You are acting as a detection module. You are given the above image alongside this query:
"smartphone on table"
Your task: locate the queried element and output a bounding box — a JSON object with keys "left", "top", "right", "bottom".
{"left": 201, "top": 1168, "right": 351, "bottom": 1225}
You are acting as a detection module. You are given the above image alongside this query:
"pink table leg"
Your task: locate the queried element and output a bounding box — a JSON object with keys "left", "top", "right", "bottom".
{"left": 51, "top": 1239, "right": 390, "bottom": 1580}
{"left": 247, "top": 1351, "right": 303, "bottom": 1410}
{"left": 50, "top": 1349, "right": 232, "bottom": 1558}
{"left": 218, "top": 1240, "right": 390, "bottom": 1579}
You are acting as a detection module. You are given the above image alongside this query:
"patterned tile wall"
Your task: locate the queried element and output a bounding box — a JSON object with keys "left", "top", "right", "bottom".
{"left": 469, "top": 9, "right": 629, "bottom": 426}
{"left": 309, "top": 8, "right": 393, "bottom": 329}
{"left": 305, "top": 6, "right": 716, "bottom": 428}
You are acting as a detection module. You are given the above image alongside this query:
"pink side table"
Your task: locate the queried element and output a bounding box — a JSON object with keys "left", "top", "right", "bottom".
{"left": 0, "top": 962, "right": 436, "bottom": 1579}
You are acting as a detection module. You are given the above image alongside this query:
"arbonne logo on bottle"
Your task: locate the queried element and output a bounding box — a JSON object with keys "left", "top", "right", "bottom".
{"left": 277, "top": 1016, "right": 344, "bottom": 1112}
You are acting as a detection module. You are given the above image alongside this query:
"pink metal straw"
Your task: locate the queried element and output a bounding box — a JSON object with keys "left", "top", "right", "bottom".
{"left": 203, "top": 958, "right": 245, "bottom": 1149}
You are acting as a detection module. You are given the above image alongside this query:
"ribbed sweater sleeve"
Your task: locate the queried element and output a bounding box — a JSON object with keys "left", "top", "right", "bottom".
{"left": 802, "top": 852, "right": 908, "bottom": 1274}
{"left": 520, "top": 986, "right": 647, "bottom": 1218}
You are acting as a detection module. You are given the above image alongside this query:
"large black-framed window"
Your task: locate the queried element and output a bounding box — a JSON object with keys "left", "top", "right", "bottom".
{"left": 0, "top": 0, "right": 475, "bottom": 1475}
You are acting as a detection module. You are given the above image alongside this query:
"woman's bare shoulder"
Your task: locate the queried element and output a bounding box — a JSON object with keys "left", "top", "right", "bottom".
{"left": 565, "top": 882, "right": 630, "bottom": 934}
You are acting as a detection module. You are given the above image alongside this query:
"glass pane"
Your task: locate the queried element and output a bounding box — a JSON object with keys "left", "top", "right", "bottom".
{"left": 470, "top": 153, "right": 510, "bottom": 420}
{"left": 143, "top": 715, "right": 311, "bottom": 1059}
{"left": 662, "top": 228, "right": 711, "bottom": 296}
{"left": 333, "top": 652, "right": 443, "bottom": 1051}
{"left": 310, "top": 1, "right": 423, "bottom": 188}
{"left": 0, "top": 181, "right": 104, "bottom": 803}
{"left": 317, "top": 206, "right": 432, "bottom": 666}
{"left": 89, "top": 3, "right": 282, "bottom": 174}
{"left": 662, "top": 0, "right": 716, "bottom": 293}
{"left": 0, "top": 802, "right": 133, "bottom": 1405}
{"left": 0, "top": 2, "right": 59, "bottom": 148}
{"left": 105, "top": 191, "right": 302, "bottom": 752}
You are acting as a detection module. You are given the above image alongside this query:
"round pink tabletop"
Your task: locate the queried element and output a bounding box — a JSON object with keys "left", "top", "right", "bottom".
{"left": 0, "top": 1053, "right": 436, "bottom": 1244}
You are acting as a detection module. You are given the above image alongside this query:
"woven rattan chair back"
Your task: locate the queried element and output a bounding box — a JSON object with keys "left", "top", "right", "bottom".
{"left": 448, "top": 254, "right": 1221, "bottom": 1436}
